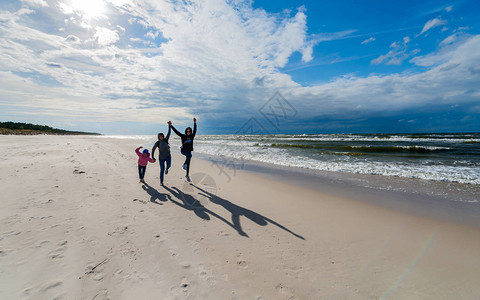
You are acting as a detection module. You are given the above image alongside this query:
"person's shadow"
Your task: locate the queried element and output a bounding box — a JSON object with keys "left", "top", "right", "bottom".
{"left": 162, "top": 185, "right": 242, "bottom": 232}
{"left": 142, "top": 182, "right": 170, "bottom": 205}
{"left": 163, "top": 184, "right": 305, "bottom": 239}
{"left": 193, "top": 184, "right": 305, "bottom": 240}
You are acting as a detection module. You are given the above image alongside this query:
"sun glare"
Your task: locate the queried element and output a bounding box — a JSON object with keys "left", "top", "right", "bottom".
{"left": 69, "top": 0, "right": 106, "bottom": 18}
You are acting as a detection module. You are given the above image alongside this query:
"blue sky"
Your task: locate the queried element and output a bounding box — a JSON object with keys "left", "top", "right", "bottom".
{"left": 0, "top": 0, "right": 479, "bottom": 134}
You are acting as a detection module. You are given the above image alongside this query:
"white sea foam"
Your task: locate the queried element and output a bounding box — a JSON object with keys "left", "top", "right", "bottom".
{"left": 193, "top": 134, "right": 480, "bottom": 185}
{"left": 196, "top": 134, "right": 480, "bottom": 144}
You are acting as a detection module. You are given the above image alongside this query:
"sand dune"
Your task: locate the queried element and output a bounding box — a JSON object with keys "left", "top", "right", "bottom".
{"left": 1, "top": 135, "right": 479, "bottom": 299}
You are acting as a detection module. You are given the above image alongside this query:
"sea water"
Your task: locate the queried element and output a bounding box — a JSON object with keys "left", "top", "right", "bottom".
{"left": 192, "top": 133, "right": 480, "bottom": 185}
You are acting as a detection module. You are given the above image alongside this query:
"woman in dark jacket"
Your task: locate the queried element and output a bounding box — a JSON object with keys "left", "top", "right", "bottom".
{"left": 169, "top": 118, "right": 196, "bottom": 182}
{"left": 151, "top": 125, "right": 171, "bottom": 185}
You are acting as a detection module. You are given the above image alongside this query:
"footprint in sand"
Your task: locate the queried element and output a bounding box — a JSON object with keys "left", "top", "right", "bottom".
{"left": 41, "top": 281, "right": 63, "bottom": 292}
{"left": 206, "top": 276, "right": 217, "bottom": 286}
{"left": 93, "top": 273, "right": 104, "bottom": 281}
{"left": 132, "top": 198, "right": 147, "bottom": 204}
{"left": 28, "top": 216, "right": 52, "bottom": 221}
{"left": 197, "top": 264, "right": 217, "bottom": 286}
{"left": 107, "top": 226, "right": 129, "bottom": 236}
{"left": 275, "top": 283, "right": 297, "bottom": 299}
{"left": 218, "top": 231, "right": 230, "bottom": 237}
{"left": 187, "top": 238, "right": 201, "bottom": 248}
{"left": 91, "top": 289, "right": 109, "bottom": 300}
{"left": 236, "top": 260, "right": 248, "bottom": 269}
{"left": 168, "top": 248, "right": 178, "bottom": 257}
{"left": 3, "top": 214, "right": 21, "bottom": 225}
{"left": 181, "top": 262, "right": 191, "bottom": 269}
{"left": 82, "top": 259, "right": 108, "bottom": 281}
{"left": 34, "top": 240, "right": 50, "bottom": 249}
{"left": 180, "top": 276, "right": 190, "bottom": 291}
{"left": 1, "top": 231, "right": 21, "bottom": 243}
{"left": 23, "top": 287, "right": 34, "bottom": 296}
{"left": 48, "top": 240, "right": 67, "bottom": 259}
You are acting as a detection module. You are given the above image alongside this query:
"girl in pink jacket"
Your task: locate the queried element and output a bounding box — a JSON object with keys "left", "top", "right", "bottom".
{"left": 136, "top": 146, "right": 155, "bottom": 183}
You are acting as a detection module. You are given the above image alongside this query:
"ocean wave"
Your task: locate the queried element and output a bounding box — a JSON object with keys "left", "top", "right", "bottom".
{"left": 195, "top": 147, "right": 480, "bottom": 184}
{"left": 196, "top": 134, "right": 480, "bottom": 144}
{"left": 194, "top": 136, "right": 480, "bottom": 184}
{"left": 269, "top": 143, "right": 452, "bottom": 153}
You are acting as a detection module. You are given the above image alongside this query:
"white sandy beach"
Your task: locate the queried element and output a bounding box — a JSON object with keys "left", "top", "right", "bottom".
{"left": 1, "top": 135, "right": 480, "bottom": 299}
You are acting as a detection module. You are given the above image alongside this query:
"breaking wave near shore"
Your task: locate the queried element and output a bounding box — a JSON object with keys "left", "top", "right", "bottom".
{"left": 193, "top": 133, "right": 480, "bottom": 185}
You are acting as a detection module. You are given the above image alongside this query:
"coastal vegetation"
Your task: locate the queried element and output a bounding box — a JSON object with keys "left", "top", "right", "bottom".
{"left": 0, "top": 122, "right": 100, "bottom": 135}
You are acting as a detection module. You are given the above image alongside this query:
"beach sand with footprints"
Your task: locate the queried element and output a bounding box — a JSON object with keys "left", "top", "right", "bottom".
{"left": 1, "top": 135, "right": 479, "bottom": 299}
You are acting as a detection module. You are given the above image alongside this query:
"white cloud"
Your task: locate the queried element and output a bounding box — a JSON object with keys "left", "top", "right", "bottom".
{"left": 410, "top": 33, "right": 472, "bottom": 67}
{"left": 20, "top": 0, "right": 48, "bottom": 8}
{"left": 145, "top": 31, "right": 158, "bottom": 40}
{"left": 311, "top": 30, "right": 356, "bottom": 43}
{"left": 455, "top": 26, "right": 470, "bottom": 32}
{"left": 0, "top": 2, "right": 313, "bottom": 124}
{"left": 93, "top": 27, "right": 119, "bottom": 46}
{"left": 419, "top": 18, "right": 447, "bottom": 36}
{"left": 59, "top": 2, "right": 75, "bottom": 14}
{"left": 440, "top": 33, "right": 458, "bottom": 46}
{"left": 65, "top": 34, "right": 81, "bottom": 44}
{"left": 361, "top": 37, "right": 375, "bottom": 44}
{"left": 290, "top": 35, "right": 480, "bottom": 118}
{"left": 445, "top": 6, "right": 453, "bottom": 12}
{"left": 371, "top": 36, "right": 416, "bottom": 65}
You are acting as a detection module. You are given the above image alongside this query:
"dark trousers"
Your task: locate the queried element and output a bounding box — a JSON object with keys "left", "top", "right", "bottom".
{"left": 159, "top": 155, "right": 171, "bottom": 183}
{"left": 181, "top": 149, "right": 192, "bottom": 176}
{"left": 138, "top": 165, "right": 146, "bottom": 180}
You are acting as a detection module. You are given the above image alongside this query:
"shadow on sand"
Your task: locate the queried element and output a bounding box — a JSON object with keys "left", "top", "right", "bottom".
{"left": 142, "top": 182, "right": 170, "bottom": 205}
{"left": 162, "top": 184, "right": 305, "bottom": 240}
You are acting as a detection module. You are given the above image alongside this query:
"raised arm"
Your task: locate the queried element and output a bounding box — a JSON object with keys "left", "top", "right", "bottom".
{"left": 170, "top": 124, "right": 183, "bottom": 138}
{"left": 192, "top": 118, "right": 197, "bottom": 137}
{"left": 165, "top": 126, "right": 171, "bottom": 141}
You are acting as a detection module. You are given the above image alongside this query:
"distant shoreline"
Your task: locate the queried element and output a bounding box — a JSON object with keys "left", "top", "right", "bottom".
{"left": 0, "top": 128, "right": 101, "bottom": 135}
{"left": 0, "top": 122, "right": 100, "bottom": 136}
